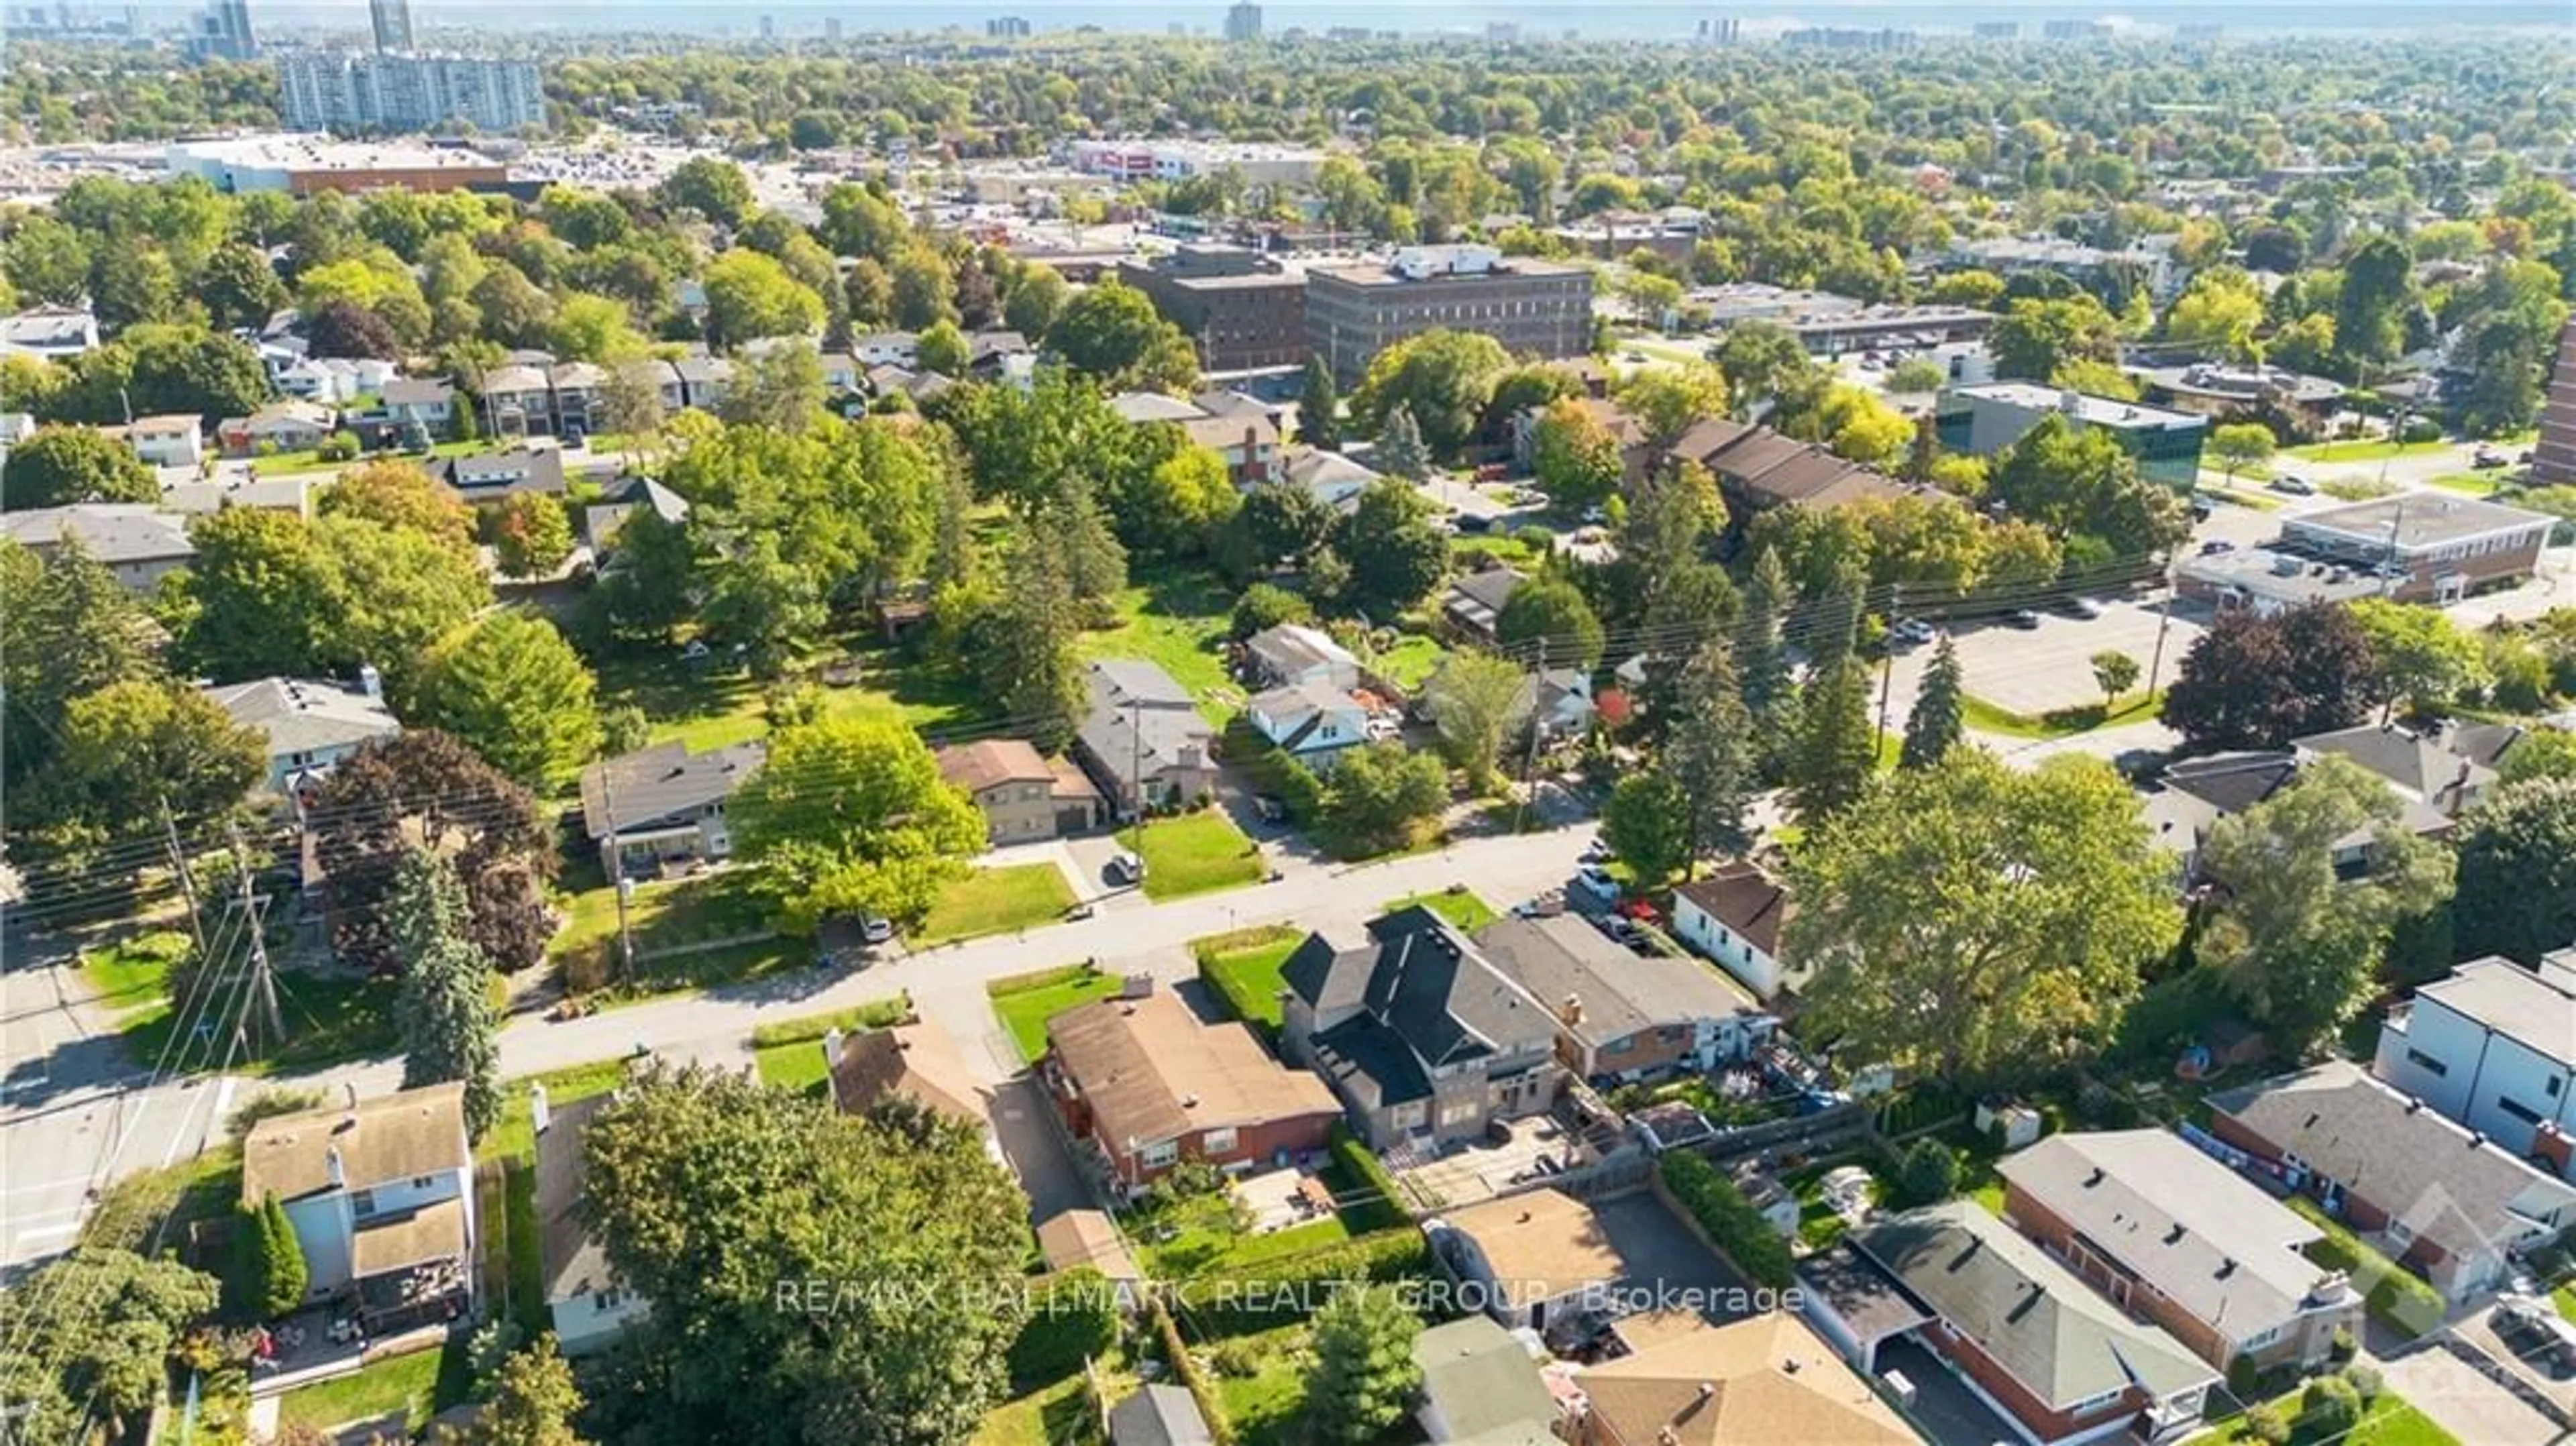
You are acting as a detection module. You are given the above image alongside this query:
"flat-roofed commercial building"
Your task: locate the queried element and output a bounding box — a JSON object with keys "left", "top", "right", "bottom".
{"left": 1118, "top": 245, "right": 1308, "bottom": 372}
{"left": 2278, "top": 494, "right": 2559, "bottom": 605}
{"left": 1936, "top": 382, "right": 2208, "bottom": 489}
{"left": 1305, "top": 245, "right": 1592, "bottom": 384}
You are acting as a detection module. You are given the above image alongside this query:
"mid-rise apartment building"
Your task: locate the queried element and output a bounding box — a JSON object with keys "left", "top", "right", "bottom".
{"left": 280, "top": 50, "right": 545, "bottom": 134}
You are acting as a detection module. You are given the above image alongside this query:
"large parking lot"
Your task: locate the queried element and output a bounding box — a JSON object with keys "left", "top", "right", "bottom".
{"left": 1936, "top": 596, "right": 2206, "bottom": 717}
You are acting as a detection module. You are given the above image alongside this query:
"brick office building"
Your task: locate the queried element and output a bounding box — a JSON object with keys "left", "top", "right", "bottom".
{"left": 1305, "top": 245, "right": 1592, "bottom": 384}
{"left": 1118, "top": 245, "right": 1309, "bottom": 372}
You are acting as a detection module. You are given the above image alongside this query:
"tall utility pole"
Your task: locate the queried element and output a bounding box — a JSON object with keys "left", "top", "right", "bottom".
{"left": 1874, "top": 583, "right": 1902, "bottom": 744}
{"left": 1511, "top": 638, "right": 1548, "bottom": 836}
{"left": 160, "top": 797, "right": 206, "bottom": 954}
{"left": 599, "top": 765, "right": 637, "bottom": 989}
{"left": 226, "top": 825, "right": 284, "bottom": 1053}
{"left": 2144, "top": 568, "right": 2178, "bottom": 696}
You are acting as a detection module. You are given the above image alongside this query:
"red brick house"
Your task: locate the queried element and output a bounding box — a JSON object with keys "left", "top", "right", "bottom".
{"left": 1041, "top": 990, "right": 1340, "bottom": 1199}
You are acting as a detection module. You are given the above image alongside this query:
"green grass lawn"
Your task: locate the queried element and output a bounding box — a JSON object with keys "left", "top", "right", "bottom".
{"left": 1196, "top": 926, "right": 1307, "bottom": 1030}
{"left": 1077, "top": 566, "right": 1240, "bottom": 724}
{"left": 94, "top": 931, "right": 402, "bottom": 1076}
{"left": 749, "top": 997, "right": 913, "bottom": 1096}
{"left": 1130, "top": 813, "right": 1265, "bottom": 901}
{"left": 79, "top": 1145, "right": 241, "bottom": 1254}
{"left": 594, "top": 632, "right": 979, "bottom": 754}
{"left": 2320, "top": 477, "right": 2401, "bottom": 502}
{"left": 549, "top": 869, "right": 814, "bottom": 999}
{"left": 1369, "top": 633, "right": 1448, "bottom": 691}
{"left": 277, "top": 1346, "right": 445, "bottom": 1435}
{"left": 1379, "top": 887, "right": 1497, "bottom": 931}
{"left": 1139, "top": 1203, "right": 1350, "bottom": 1280}
{"left": 2286, "top": 437, "right": 2456, "bottom": 463}
{"left": 2196, "top": 1387, "right": 2457, "bottom": 1446}
{"left": 480, "top": 1057, "right": 639, "bottom": 1166}
{"left": 916, "top": 864, "right": 1078, "bottom": 946}
{"left": 1962, "top": 691, "right": 2163, "bottom": 740}
{"left": 2426, "top": 471, "right": 2504, "bottom": 496}
{"left": 972, "top": 1372, "right": 1100, "bottom": 1446}
{"left": 2197, "top": 483, "right": 2285, "bottom": 511}
{"left": 989, "top": 966, "right": 1126, "bottom": 1063}
{"left": 1210, "top": 1323, "right": 1313, "bottom": 1446}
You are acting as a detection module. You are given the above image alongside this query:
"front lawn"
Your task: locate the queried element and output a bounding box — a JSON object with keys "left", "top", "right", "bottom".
{"left": 749, "top": 997, "right": 914, "bottom": 1096}
{"left": 989, "top": 964, "right": 1126, "bottom": 1063}
{"left": 276, "top": 1346, "right": 446, "bottom": 1435}
{"left": 1195, "top": 926, "right": 1306, "bottom": 1031}
{"left": 1076, "top": 566, "right": 1239, "bottom": 724}
{"left": 1961, "top": 691, "right": 2163, "bottom": 740}
{"left": 916, "top": 864, "right": 1077, "bottom": 946}
{"left": 2196, "top": 1386, "right": 2457, "bottom": 1446}
{"left": 549, "top": 870, "right": 812, "bottom": 1000}
{"left": 1130, "top": 813, "right": 1265, "bottom": 901}
{"left": 1379, "top": 887, "right": 1497, "bottom": 931}
{"left": 480, "top": 1058, "right": 640, "bottom": 1166}
{"left": 101, "top": 947, "right": 400, "bottom": 1078}
{"left": 2426, "top": 471, "right": 2504, "bottom": 496}
{"left": 2286, "top": 1194, "right": 2445, "bottom": 1335}
{"left": 83, "top": 931, "right": 188, "bottom": 1012}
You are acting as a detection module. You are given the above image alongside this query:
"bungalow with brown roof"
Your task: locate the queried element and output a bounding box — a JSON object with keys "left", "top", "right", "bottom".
{"left": 239, "top": 1082, "right": 477, "bottom": 1329}
{"left": 936, "top": 738, "right": 1104, "bottom": 844}
{"left": 1041, "top": 989, "right": 1341, "bottom": 1198}
{"left": 826, "top": 1021, "right": 990, "bottom": 1131}
{"left": 1568, "top": 1313, "right": 1918, "bottom": 1446}
{"left": 1472, "top": 915, "right": 1772, "bottom": 1086}
{"left": 1670, "top": 863, "right": 1803, "bottom": 1001}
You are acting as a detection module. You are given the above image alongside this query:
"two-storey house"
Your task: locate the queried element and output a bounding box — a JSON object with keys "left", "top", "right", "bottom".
{"left": 1670, "top": 863, "right": 1804, "bottom": 1001}
{"left": 239, "top": 1083, "right": 478, "bottom": 1330}
{"left": 202, "top": 672, "right": 401, "bottom": 797}
{"left": 935, "top": 737, "right": 1103, "bottom": 844}
{"left": 2376, "top": 948, "right": 2576, "bottom": 1163}
{"left": 578, "top": 739, "right": 765, "bottom": 879}
{"left": 535, "top": 1089, "right": 650, "bottom": 1355}
{"left": 1471, "top": 915, "right": 1772, "bottom": 1087}
{"left": 1278, "top": 907, "right": 1562, "bottom": 1150}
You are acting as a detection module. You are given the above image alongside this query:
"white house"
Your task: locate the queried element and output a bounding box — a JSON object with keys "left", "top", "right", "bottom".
{"left": 1244, "top": 680, "right": 1369, "bottom": 769}
{"left": 1280, "top": 448, "right": 1381, "bottom": 510}
{"left": 202, "top": 672, "right": 401, "bottom": 797}
{"left": 851, "top": 331, "right": 920, "bottom": 368}
{"left": 2377, "top": 948, "right": 2576, "bottom": 1168}
{"left": 535, "top": 1090, "right": 650, "bottom": 1355}
{"left": 1671, "top": 862, "right": 1806, "bottom": 1001}
{"left": 124, "top": 414, "right": 205, "bottom": 469}
{"left": 0, "top": 303, "right": 100, "bottom": 360}
{"left": 238, "top": 1083, "right": 478, "bottom": 1328}
{"left": 1531, "top": 668, "right": 1595, "bottom": 739}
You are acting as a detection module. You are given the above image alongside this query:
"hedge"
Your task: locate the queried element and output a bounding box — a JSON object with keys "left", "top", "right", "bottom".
{"left": 746, "top": 995, "right": 912, "bottom": 1048}
{"left": 986, "top": 962, "right": 1098, "bottom": 997}
{"left": 1170, "top": 1227, "right": 1432, "bottom": 1337}
{"left": 1659, "top": 1151, "right": 1795, "bottom": 1292}
{"left": 1324, "top": 1125, "right": 1409, "bottom": 1234}
{"left": 1149, "top": 1294, "right": 1240, "bottom": 1446}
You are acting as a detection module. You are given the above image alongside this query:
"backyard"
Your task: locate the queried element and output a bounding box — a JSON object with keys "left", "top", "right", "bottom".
{"left": 916, "top": 864, "right": 1078, "bottom": 946}
{"left": 989, "top": 964, "right": 1126, "bottom": 1062}
{"left": 1076, "top": 566, "right": 1240, "bottom": 723}
{"left": 1206, "top": 1323, "right": 1313, "bottom": 1446}
{"left": 1130, "top": 812, "right": 1266, "bottom": 901}
{"left": 276, "top": 1345, "right": 447, "bottom": 1437}
{"left": 1132, "top": 1187, "right": 1352, "bottom": 1280}
{"left": 593, "top": 633, "right": 979, "bottom": 754}
{"left": 2196, "top": 1386, "right": 2457, "bottom": 1446}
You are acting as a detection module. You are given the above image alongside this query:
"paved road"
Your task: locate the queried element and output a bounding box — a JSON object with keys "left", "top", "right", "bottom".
{"left": 0, "top": 821, "right": 1599, "bottom": 1269}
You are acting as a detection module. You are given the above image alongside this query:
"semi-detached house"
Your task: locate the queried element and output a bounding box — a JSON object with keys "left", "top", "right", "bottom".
{"left": 1469, "top": 914, "right": 1773, "bottom": 1087}
{"left": 2377, "top": 948, "right": 2576, "bottom": 1163}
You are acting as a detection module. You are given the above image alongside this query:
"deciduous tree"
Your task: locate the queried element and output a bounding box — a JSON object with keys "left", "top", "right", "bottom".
{"left": 2090, "top": 649, "right": 2140, "bottom": 708}
{"left": 1790, "top": 750, "right": 2182, "bottom": 1083}
{"left": 311, "top": 731, "right": 551, "bottom": 975}
{"left": 1332, "top": 478, "right": 1447, "bottom": 616}
{"left": 1603, "top": 771, "right": 1693, "bottom": 885}
{"left": 0, "top": 1247, "right": 219, "bottom": 1442}
{"left": 3, "top": 426, "right": 156, "bottom": 509}
{"left": 2199, "top": 755, "right": 2455, "bottom": 1054}
{"left": 488, "top": 491, "right": 575, "bottom": 579}
{"left": 1320, "top": 742, "right": 1450, "bottom": 856}
{"left": 415, "top": 613, "right": 601, "bottom": 789}
{"left": 731, "top": 716, "right": 986, "bottom": 932}
{"left": 582, "top": 1063, "right": 1029, "bottom": 1446}
{"left": 1350, "top": 329, "right": 1509, "bottom": 458}
{"left": 1048, "top": 280, "right": 1197, "bottom": 392}
{"left": 2346, "top": 598, "right": 2485, "bottom": 716}
{"left": 2161, "top": 604, "right": 2375, "bottom": 751}
{"left": 1495, "top": 576, "right": 1604, "bottom": 671}
{"left": 462, "top": 1337, "right": 590, "bottom": 1446}
{"left": 1427, "top": 652, "right": 1532, "bottom": 793}
{"left": 2452, "top": 777, "right": 2576, "bottom": 966}
{"left": 323, "top": 460, "right": 476, "bottom": 557}
{"left": 31, "top": 679, "right": 264, "bottom": 848}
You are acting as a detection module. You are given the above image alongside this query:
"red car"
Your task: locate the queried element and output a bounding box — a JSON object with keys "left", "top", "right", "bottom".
{"left": 1614, "top": 898, "right": 1663, "bottom": 925}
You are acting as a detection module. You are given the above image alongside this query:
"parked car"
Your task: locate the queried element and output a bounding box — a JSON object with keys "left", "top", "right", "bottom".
{"left": 1454, "top": 512, "right": 1493, "bottom": 533}
{"left": 1573, "top": 865, "right": 1623, "bottom": 904}
{"left": 1107, "top": 851, "right": 1147, "bottom": 885}
{"left": 2473, "top": 448, "right": 2509, "bottom": 469}
{"left": 2001, "top": 608, "right": 2043, "bottom": 629}
{"left": 1886, "top": 618, "right": 1938, "bottom": 651}
{"left": 2198, "top": 539, "right": 2235, "bottom": 556}
{"left": 2059, "top": 596, "right": 2106, "bottom": 620}
{"left": 1579, "top": 838, "right": 1612, "bottom": 864}
{"left": 860, "top": 917, "right": 895, "bottom": 945}
{"left": 1473, "top": 463, "right": 1509, "bottom": 483}
{"left": 2269, "top": 474, "right": 2316, "bottom": 496}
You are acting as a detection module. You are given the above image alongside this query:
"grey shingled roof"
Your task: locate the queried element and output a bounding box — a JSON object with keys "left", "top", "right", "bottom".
{"left": 1472, "top": 914, "right": 1761, "bottom": 1050}
{"left": 578, "top": 740, "right": 765, "bottom": 838}
{"left": 1411, "top": 1315, "right": 1554, "bottom": 1446}
{"left": 1108, "top": 1386, "right": 1214, "bottom": 1446}
{"left": 201, "top": 676, "right": 399, "bottom": 763}
{"left": 0, "top": 504, "right": 195, "bottom": 566}
{"left": 1855, "top": 1202, "right": 2214, "bottom": 1410}
{"left": 535, "top": 1093, "right": 624, "bottom": 1306}
{"left": 1077, "top": 659, "right": 1213, "bottom": 791}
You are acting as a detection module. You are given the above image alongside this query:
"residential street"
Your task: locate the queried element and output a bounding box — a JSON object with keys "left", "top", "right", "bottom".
{"left": 1, "top": 818, "right": 1600, "bottom": 1269}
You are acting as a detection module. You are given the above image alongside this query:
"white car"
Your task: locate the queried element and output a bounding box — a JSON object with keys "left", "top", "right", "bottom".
{"left": 860, "top": 917, "right": 894, "bottom": 945}
{"left": 1108, "top": 850, "right": 1148, "bottom": 885}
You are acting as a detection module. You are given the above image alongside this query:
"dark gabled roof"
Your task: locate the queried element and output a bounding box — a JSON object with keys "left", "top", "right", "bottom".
{"left": 432, "top": 446, "right": 568, "bottom": 497}
{"left": 1282, "top": 909, "right": 1551, "bottom": 1104}
{"left": 1673, "top": 862, "right": 1794, "bottom": 959}
{"left": 380, "top": 377, "right": 455, "bottom": 406}
{"left": 578, "top": 740, "right": 765, "bottom": 838}
{"left": 535, "top": 1093, "right": 621, "bottom": 1304}
{"left": 1108, "top": 1386, "right": 1214, "bottom": 1446}
{"left": 2159, "top": 751, "right": 2300, "bottom": 815}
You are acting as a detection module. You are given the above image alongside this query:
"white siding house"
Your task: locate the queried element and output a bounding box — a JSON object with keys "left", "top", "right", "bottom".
{"left": 1245, "top": 681, "right": 1368, "bottom": 769}
{"left": 1670, "top": 863, "right": 1805, "bottom": 1001}
{"left": 2376, "top": 949, "right": 2576, "bottom": 1164}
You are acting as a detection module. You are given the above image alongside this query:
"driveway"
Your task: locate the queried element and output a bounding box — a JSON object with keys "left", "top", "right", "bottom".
{"left": 2374, "top": 1336, "right": 2565, "bottom": 1446}
{"left": 1874, "top": 1336, "right": 2025, "bottom": 1446}
{"left": 987, "top": 1075, "right": 1098, "bottom": 1225}
{"left": 1589, "top": 1193, "right": 1755, "bottom": 1323}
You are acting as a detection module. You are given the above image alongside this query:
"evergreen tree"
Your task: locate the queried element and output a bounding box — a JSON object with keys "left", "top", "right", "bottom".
{"left": 1297, "top": 355, "right": 1342, "bottom": 451}
{"left": 1735, "top": 547, "right": 1795, "bottom": 716}
{"left": 1901, "top": 635, "right": 1966, "bottom": 771}
{"left": 390, "top": 848, "right": 501, "bottom": 1139}
{"left": 967, "top": 535, "right": 1088, "bottom": 753}
{"left": 1375, "top": 402, "right": 1428, "bottom": 481}
{"left": 1304, "top": 1286, "right": 1423, "bottom": 1446}
{"left": 1787, "top": 655, "right": 1876, "bottom": 828}
{"left": 1658, "top": 641, "right": 1757, "bottom": 865}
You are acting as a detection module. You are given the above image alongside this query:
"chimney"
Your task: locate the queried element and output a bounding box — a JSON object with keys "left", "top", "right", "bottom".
{"left": 324, "top": 1145, "right": 345, "bottom": 1189}
{"left": 358, "top": 663, "right": 382, "bottom": 700}
{"left": 1560, "top": 993, "right": 1585, "bottom": 1026}
{"left": 531, "top": 1082, "right": 551, "bottom": 1136}
{"left": 824, "top": 1025, "right": 845, "bottom": 1068}
{"left": 343, "top": 1081, "right": 359, "bottom": 1113}
{"left": 2534, "top": 1121, "right": 2573, "bottom": 1180}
